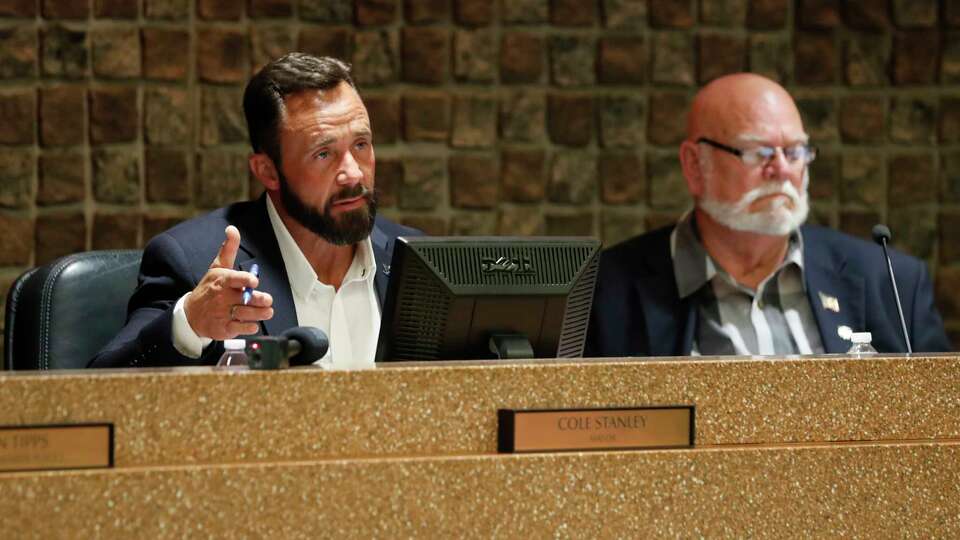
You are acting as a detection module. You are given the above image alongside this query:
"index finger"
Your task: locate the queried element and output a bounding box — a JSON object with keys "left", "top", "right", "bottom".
{"left": 211, "top": 226, "right": 241, "bottom": 270}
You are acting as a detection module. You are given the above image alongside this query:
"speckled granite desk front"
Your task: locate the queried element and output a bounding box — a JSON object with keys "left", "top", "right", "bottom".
{"left": 1, "top": 355, "right": 959, "bottom": 537}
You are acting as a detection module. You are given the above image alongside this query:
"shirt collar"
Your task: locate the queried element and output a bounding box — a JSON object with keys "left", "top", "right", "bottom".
{"left": 670, "top": 210, "right": 805, "bottom": 299}
{"left": 265, "top": 196, "right": 376, "bottom": 300}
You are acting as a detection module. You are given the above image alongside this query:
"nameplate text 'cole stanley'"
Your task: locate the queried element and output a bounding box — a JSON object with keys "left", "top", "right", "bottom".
{"left": 0, "top": 424, "right": 113, "bottom": 473}
{"left": 498, "top": 407, "right": 694, "bottom": 453}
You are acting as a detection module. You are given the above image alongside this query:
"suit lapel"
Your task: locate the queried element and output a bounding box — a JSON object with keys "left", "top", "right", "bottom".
{"left": 636, "top": 231, "right": 697, "bottom": 356}
{"left": 803, "top": 229, "right": 865, "bottom": 353}
{"left": 370, "top": 223, "right": 393, "bottom": 309}
{"left": 231, "top": 196, "right": 297, "bottom": 336}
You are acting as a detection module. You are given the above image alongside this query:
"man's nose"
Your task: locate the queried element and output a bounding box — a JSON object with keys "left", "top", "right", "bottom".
{"left": 762, "top": 148, "right": 791, "bottom": 180}
{"left": 336, "top": 150, "right": 363, "bottom": 186}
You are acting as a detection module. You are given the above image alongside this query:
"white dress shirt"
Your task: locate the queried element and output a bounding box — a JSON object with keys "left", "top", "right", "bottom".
{"left": 172, "top": 197, "right": 381, "bottom": 369}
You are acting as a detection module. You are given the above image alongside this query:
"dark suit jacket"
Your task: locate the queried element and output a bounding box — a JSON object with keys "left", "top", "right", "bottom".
{"left": 89, "top": 196, "right": 420, "bottom": 368}
{"left": 585, "top": 224, "right": 951, "bottom": 357}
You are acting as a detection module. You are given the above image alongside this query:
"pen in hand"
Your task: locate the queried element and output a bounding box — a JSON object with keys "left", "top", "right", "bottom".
{"left": 242, "top": 263, "right": 259, "bottom": 305}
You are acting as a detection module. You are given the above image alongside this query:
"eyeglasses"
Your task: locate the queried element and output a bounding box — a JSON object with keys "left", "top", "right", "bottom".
{"left": 697, "top": 137, "right": 817, "bottom": 168}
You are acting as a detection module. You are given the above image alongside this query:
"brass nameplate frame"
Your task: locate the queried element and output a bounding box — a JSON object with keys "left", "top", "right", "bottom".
{"left": 0, "top": 424, "right": 113, "bottom": 473}
{"left": 498, "top": 406, "right": 694, "bottom": 453}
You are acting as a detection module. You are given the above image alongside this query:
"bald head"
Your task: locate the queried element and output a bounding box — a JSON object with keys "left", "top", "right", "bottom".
{"left": 687, "top": 73, "right": 805, "bottom": 144}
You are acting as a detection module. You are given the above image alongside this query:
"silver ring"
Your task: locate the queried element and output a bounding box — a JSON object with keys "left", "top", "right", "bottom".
{"left": 230, "top": 305, "right": 239, "bottom": 321}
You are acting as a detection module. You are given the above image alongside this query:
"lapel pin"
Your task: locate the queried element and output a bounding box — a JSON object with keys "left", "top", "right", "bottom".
{"left": 837, "top": 325, "right": 852, "bottom": 340}
{"left": 819, "top": 292, "right": 840, "bottom": 313}
{"left": 382, "top": 264, "right": 391, "bottom": 276}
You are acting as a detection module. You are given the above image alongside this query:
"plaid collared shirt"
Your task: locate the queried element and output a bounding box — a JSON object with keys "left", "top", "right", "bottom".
{"left": 670, "top": 212, "right": 825, "bottom": 356}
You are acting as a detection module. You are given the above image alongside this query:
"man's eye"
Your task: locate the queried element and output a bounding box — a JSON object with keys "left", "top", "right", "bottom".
{"left": 315, "top": 151, "right": 329, "bottom": 160}
{"left": 356, "top": 141, "right": 368, "bottom": 150}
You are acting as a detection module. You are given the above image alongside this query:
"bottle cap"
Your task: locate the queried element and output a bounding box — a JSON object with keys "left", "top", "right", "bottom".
{"left": 850, "top": 332, "right": 872, "bottom": 344}
{"left": 224, "top": 338, "right": 246, "bottom": 350}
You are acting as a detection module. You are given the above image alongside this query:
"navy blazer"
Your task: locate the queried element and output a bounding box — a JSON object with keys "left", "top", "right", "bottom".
{"left": 89, "top": 196, "right": 420, "bottom": 368}
{"left": 585, "top": 224, "right": 951, "bottom": 357}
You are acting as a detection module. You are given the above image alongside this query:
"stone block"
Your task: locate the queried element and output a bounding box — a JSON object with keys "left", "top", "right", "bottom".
{"left": 357, "top": 0, "right": 397, "bottom": 25}
{"left": 144, "top": 0, "right": 189, "bottom": 19}
{"left": 91, "top": 28, "right": 141, "bottom": 79}
{"left": 645, "top": 212, "right": 683, "bottom": 231}
{"left": 893, "top": 31, "right": 939, "bottom": 85}
{"left": 939, "top": 212, "right": 960, "bottom": 264}
{"left": 647, "top": 153, "right": 688, "bottom": 209}
{"left": 701, "top": 0, "right": 746, "bottom": 26}
{"left": 548, "top": 93, "right": 593, "bottom": 147}
{"left": 451, "top": 95, "right": 497, "bottom": 148}
{"left": 93, "top": 148, "right": 140, "bottom": 204}
{"left": 195, "top": 150, "right": 248, "bottom": 208}
{"left": 698, "top": 34, "right": 746, "bottom": 84}
{"left": 599, "top": 94, "right": 644, "bottom": 148}
{"left": 250, "top": 0, "right": 293, "bottom": 17}
{"left": 749, "top": 34, "right": 791, "bottom": 83}
{"left": 545, "top": 213, "right": 594, "bottom": 236}
{"left": 402, "top": 27, "right": 448, "bottom": 83}
{"left": 843, "top": 33, "right": 889, "bottom": 86}
{"left": 453, "top": 28, "right": 495, "bottom": 82}
{"left": 38, "top": 150, "right": 85, "bottom": 206}
{"left": 353, "top": 30, "right": 398, "bottom": 86}
{"left": 949, "top": 0, "right": 960, "bottom": 27}
{"left": 93, "top": 213, "right": 140, "bottom": 250}
{"left": 602, "top": 0, "right": 646, "bottom": 28}
{"left": 942, "top": 151, "right": 960, "bottom": 202}
{"left": 648, "top": 92, "right": 688, "bottom": 146}
{"left": 844, "top": 0, "right": 889, "bottom": 30}
{"left": 549, "top": 35, "right": 594, "bottom": 87}
{"left": 455, "top": 0, "right": 493, "bottom": 26}
{"left": 448, "top": 212, "right": 497, "bottom": 236}
{"left": 40, "top": 85, "right": 84, "bottom": 147}
{"left": 889, "top": 97, "right": 936, "bottom": 144}
{"left": 95, "top": 0, "right": 139, "bottom": 18}
{"left": 650, "top": 32, "right": 694, "bottom": 85}
{"left": 405, "top": 0, "right": 449, "bottom": 23}
{"left": 839, "top": 152, "right": 884, "bottom": 206}
{"left": 300, "top": 0, "right": 352, "bottom": 22}
{"left": 649, "top": 0, "right": 693, "bottom": 28}
{"left": 796, "top": 96, "right": 838, "bottom": 144}
{"left": 839, "top": 96, "right": 885, "bottom": 143}
{"left": 0, "top": 26, "right": 36, "bottom": 78}
{"left": 600, "top": 152, "right": 644, "bottom": 205}
{"left": 548, "top": 152, "right": 595, "bottom": 204}
{"left": 0, "top": 149, "right": 33, "bottom": 208}
{"left": 143, "top": 214, "right": 187, "bottom": 241}
{"left": 90, "top": 87, "right": 138, "bottom": 144}
{"left": 888, "top": 153, "right": 936, "bottom": 206}
{"left": 363, "top": 94, "right": 399, "bottom": 144}
{"left": 798, "top": 0, "right": 839, "bottom": 29}
{"left": 251, "top": 25, "right": 296, "bottom": 72}
{"left": 602, "top": 212, "right": 645, "bottom": 247}
{"left": 0, "top": 89, "right": 34, "bottom": 144}
{"left": 197, "top": 0, "right": 243, "bottom": 19}
{"left": 145, "top": 87, "right": 192, "bottom": 145}
{"left": 941, "top": 97, "right": 960, "bottom": 143}
{"left": 498, "top": 208, "right": 544, "bottom": 236}
{"left": 500, "top": 0, "right": 548, "bottom": 23}
{"left": 402, "top": 93, "right": 449, "bottom": 142}
{"left": 146, "top": 147, "right": 190, "bottom": 203}
{"left": 142, "top": 28, "right": 189, "bottom": 80}
{"left": 401, "top": 157, "right": 444, "bottom": 210}
{"left": 888, "top": 207, "right": 935, "bottom": 261}
{"left": 42, "top": 0, "right": 88, "bottom": 19}
{"left": 401, "top": 215, "right": 447, "bottom": 235}
{"left": 449, "top": 154, "right": 498, "bottom": 208}
{"left": 501, "top": 148, "right": 546, "bottom": 203}
{"left": 794, "top": 31, "right": 836, "bottom": 85}
{"left": 500, "top": 32, "right": 543, "bottom": 84}
{"left": 598, "top": 37, "right": 645, "bottom": 84}
{"left": 299, "top": 26, "right": 352, "bottom": 60}
{"left": 747, "top": 0, "right": 787, "bottom": 28}
{"left": 42, "top": 25, "right": 86, "bottom": 79}
{"left": 197, "top": 28, "right": 248, "bottom": 83}
{"left": 943, "top": 32, "right": 960, "bottom": 84}
{"left": 838, "top": 209, "right": 880, "bottom": 241}
{"left": 0, "top": 213, "right": 33, "bottom": 266}
{"left": 36, "top": 213, "right": 86, "bottom": 265}
{"left": 374, "top": 157, "right": 401, "bottom": 207}
{"left": 936, "top": 266, "right": 960, "bottom": 321}
{"left": 893, "top": 0, "right": 937, "bottom": 27}
{"left": 551, "top": 0, "right": 595, "bottom": 26}
{"left": 500, "top": 91, "right": 545, "bottom": 142}
{"left": 0, "top": 0, "right": 36, "bottom": 17}
{"left": 807, "top": 150, "right": 837, "bottom": 201}
{"left": 200, "top": 86, "right": 246, "bottom": 146}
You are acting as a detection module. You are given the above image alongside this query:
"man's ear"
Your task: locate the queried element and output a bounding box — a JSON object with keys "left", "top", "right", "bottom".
{"left": 679, "top": 140, "right": 704, "bottom": 198}
{"left": 249, "top": 154, "right": 281, "bottom": 191}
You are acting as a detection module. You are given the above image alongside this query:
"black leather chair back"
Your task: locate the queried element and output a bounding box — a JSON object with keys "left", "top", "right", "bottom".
{"left": 4, "top": 250, "right": 142, "bottom": 370}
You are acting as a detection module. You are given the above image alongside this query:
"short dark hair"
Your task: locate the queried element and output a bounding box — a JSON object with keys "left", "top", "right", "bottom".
{"left": 242, "top": 53, "right": 355, "bottom": 167}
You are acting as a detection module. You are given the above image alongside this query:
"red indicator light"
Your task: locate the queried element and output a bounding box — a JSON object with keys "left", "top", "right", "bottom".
{"left": 251, "top": 342, "right": 260, "bottom": 350}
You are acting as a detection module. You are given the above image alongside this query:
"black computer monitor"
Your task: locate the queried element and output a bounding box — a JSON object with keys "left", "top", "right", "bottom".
{"left": 375, "top": 236, "right": 601, "bottom": 362}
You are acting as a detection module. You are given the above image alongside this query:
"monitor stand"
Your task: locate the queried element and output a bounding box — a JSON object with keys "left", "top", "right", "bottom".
{"left": 488, "top": 333, "right": 534, "bottom": 360}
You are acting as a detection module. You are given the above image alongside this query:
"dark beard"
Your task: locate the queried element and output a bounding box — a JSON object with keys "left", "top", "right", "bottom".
{"left": 278, "top": 172, "right": 377, "bottom": 246}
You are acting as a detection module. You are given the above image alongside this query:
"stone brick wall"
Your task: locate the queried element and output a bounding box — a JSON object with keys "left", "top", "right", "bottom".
{"left": 2, "top": 0, "right": 960, "bottom": 353}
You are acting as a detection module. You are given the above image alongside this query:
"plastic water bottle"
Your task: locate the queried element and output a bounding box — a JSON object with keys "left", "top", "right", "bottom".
{"left": 216, "top": 339, "right": 249, "bottom": 367}
{"left": 846, "top": 332, "right": 878, "bottom": 356}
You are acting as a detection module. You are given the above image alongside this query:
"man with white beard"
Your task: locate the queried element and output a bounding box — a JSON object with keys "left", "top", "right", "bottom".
{"left": 585, "top": 73, "right": 950, "bottom": 356}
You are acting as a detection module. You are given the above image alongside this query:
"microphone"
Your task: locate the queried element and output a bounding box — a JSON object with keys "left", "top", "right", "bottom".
{"left": 871, "top": 224, "right": 912, "bottom": 354}
{"left": 246, "top": 326, "right": 329, "bottom": 369}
